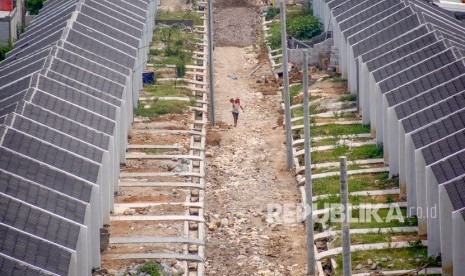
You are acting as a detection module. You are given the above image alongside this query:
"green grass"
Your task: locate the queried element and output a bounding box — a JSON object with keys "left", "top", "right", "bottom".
{"left": 135, "top": 100, "right": 189, "bottom": 117}
{"left": 327, "top": 76, "right": 345, "bottom": 82}
{"left": 290, "top": 84, "right": 303, "bottom": 99}
{"left": 313, "top": 192, "right": 401, "bottom": 209}
{"left": 312, "top": 172, "right": 398, "bottom": 196}
{"left": 138, "top": 261, "right": 163, "bottom": 276}
{"left": 311, "top": 164, "right": 366, "bottom": 175}
{"left": 292, "top": 112, "right": 358, "bottom": 125}
{"left": 144, "top": 81, "right": 191, "bottom": 97}
{"left": 151, "top": 26, "right": 197, "bottom": 65}
{"left": 314, "top": 194, "right": 367, "bottom": 210}
{"left": 310, "top": 144, "right": 383, "bottom": 164}
{"left": 311, "top": 137, "right": 338, "bottom": 147}
{"left": 142, "top": 148, "right": 173, "bottom": 154}
{"left": 292, "top": 103, "right": 327, "bottom": 118}
{"left": 329, "top": 208, "right": 417, "bottom": 230}
{"left": 266, "top": 5, "right": 321, "bottom": 49}
{"left": 339, "top": 94, "right": 357, "bottom": 102}
{"left": 331, "top": 231, "right": 418, "bottom": 248}
{"left": 157, "top": 10, "right": 203, "bottom": 25}
{"left": 334, "top": 247, "right": 431, "bottom": 275}
{"left": 309, "top": 123, "right": 370, "bottom": 137}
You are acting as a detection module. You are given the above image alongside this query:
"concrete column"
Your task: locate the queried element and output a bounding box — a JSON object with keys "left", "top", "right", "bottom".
{"left": 452, "top": 210, "right": 465, "bottom": 276}
{"left": 387, "top": 107, "right": 399, "bottom": 175}
{"left": 374, "top": 86, "right": 383, "bottom": 141}
{"left": 340, "top": 156, "right": 351, "bottom": 276}
{"left": 439, "top": 185, "right": 453, "bottom": 276}
{"left": 426, "top": 167, "right": 440, "bottom": 256}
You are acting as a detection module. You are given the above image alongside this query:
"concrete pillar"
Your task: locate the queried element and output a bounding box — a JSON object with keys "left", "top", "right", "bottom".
{"left": 374, "top": 86, "right": 383, "bottom": 141}
{"left": 387, "top": 107, "right": 399, "bottom": 175}
{"left": 359, "top": 63, "right": 370, "bottom": 123}
{"left": 426, "top": 167, "right": 440, "bottom": 257}
{"left": 348, "top": 49, "right": 357, "bottom": 94}
{"left": 381, "top": 97, "right": 389, "bottom": 165}
{"left": 414, "top": 151, "right": 427, "bottom": 219}
{"left": 340, "top": 156, "right": 352, "bottom": 276}
{"left": 452, "top": 210, "right": 465, "bottom": 276}
{"left": 439, "top": 185, "right": 453, "bottom": 276}
{"left": 405, "top": 136, "right": 418, "bottom": 218}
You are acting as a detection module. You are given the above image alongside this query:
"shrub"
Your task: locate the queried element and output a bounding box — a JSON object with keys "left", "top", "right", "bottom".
{"left": 266, "top": 13, "right": 322, "bottom": 49}
{"left": 26, "top": 0, "right": 44, "bottom": 15}
{"left": 287, "top": 15, "right": 322, "bottom": 40}
{"left": 176, "top": 63, "right": 186, "bottom": 78}
{"left": 265, "top": 7, "right": 280, "bottom": 21}
{"left": 138, "top": 261, "right": 162, "bottom": 276}
{"left": 0, "top": 40, "right": 13, "bottom": 61}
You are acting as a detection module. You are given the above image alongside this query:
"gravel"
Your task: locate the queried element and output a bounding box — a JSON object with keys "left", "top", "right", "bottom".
{"left": 213, "top": 0, "right": 261, "bottom": 47}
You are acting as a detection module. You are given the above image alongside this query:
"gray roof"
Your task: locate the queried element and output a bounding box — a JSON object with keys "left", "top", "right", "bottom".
{"left": 343, "top": 2, "right": 406, "bottom": 40}
{"left": 332, "top": 0, "right": 365, "bottom": 17}
{"left": 0, "top": 253, "right": 55, "bottom": 276}
{"left": 59, "top": 41, "right": 130, "bottom": 75}
{"left": 422, "top": 128, "right": 465, "bottom": 166}
{"left": 367, "top": 31, "right": 442, "bottom": 74}
{"left": 3, "top": 113, "right": 104, "bottom": 164}
{"left": 385, "top": 59, "right": 465, "bottom": 107}
{"left": 0, "top": 169, "right": 87, "bottom": 224}
{"left": 103, "top": 0, "right": 146, "bottom": 18}
{"left": 339, "top": 0, "right": 401, "bottom": 32}
{"left": 444, "top": 177, "right": 465, "bottom": 211}
{"left": 378, "top": 48, "right": 459, "bottom": 94}
{"left": 394, "top": 75, "right": 465, "bottom": 120}
{"left": 360, "top": 25, "right": 431, "bottom": 63}
{"left": 92, "top": 0, "right": 145, "bottom": 23}
{"left": 22, "top": 88, "right": 116, "bottom": 136}
{"left": 71, "top": 22, "right": 137, "bottom": 57}
{"left": 352, "top": 12, "right": 421, "bottom": 58}
{"left": 408, "top": 107, "right": 465, "bottom": 148}
{"left": 16, "top": 102, "right": 110, "bottom": 150}
{"left": 0, "top": 223, "right": 72, "bottom": 276}
{"left": 0, "top": 146, "right": 93, "bottom": 203}
{"left": 75, "top": 13, "right": 140, "bottom": 48}
{"left": 431, "top": 150, "right": 465, "bottom": 185}
{"left": 0, "top": 126, "right": 100, "bottom": 184}
{"left": 66, "top": 29, "right": 136, "bottom": 68}
{"left": 0, "top": 193, "right": 81, "bottom": 250}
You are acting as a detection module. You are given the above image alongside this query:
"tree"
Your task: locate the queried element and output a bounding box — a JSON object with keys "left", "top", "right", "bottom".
{"left": 287, "top": 15, "right": 321, "bottom": 40}
{"left": 0, "top": 40, "right": 13, "bottom": 61}
{"left": 26, "top": 0, "right": 44, "bottom": 15}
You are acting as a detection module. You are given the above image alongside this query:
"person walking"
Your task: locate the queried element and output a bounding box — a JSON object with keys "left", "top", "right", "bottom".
{"left": 230, "top": 97, "right": 244, "bottom": 127}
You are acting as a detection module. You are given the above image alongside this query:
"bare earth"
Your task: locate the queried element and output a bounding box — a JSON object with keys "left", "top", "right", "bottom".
{"left": 204, "top": 3, "right": 307, "bottom": 275}
{"left": 213, "top": 0, "right": 260, "bottom": 47}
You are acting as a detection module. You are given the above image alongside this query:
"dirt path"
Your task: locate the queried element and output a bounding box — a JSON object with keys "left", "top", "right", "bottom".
{"left": 204, "top": 5, "right": 307, "bottom": 275}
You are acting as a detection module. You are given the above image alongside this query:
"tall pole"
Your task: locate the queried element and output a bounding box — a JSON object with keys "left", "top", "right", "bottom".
{"left": 303, "top": 50, "right": 315, "bottom": 275}
{"left": 280, "top": 1, "right": 293, "bottom": 170}
{"left": 207, "top": 0, "right": 215, "bottom": 126}
{"left": 340, "top": 156, "right": 352, "bottom": 276}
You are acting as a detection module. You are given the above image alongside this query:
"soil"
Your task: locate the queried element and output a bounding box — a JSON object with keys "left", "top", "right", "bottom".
{"left": 204, "top": 2, "right": 307, "bottom": 275}
{"left": 212, "top": 0, "right": 263, "bottom": 47}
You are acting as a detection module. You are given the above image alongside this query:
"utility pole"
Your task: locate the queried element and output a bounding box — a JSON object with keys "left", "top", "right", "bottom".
{"left": 303, "top": 50, "right": 315, "bottom": 275}
{"left": 207, "top": 0, "right": 215, "bottom": 126}
{"left": 280, "top": 0, "right": 293, "bottom": 170}
{"left": 340, "top": 156, "right": 352, "bottom": 276}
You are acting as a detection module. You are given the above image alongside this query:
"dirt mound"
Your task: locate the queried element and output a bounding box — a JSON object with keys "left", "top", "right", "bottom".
{"left": 212, "top": 3, "right": 260, "bottom": 47}
{"left": 213, "top": 0, "right": 262, "bottom": 8}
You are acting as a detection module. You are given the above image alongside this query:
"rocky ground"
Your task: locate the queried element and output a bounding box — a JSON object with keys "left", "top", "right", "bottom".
{"left": 204, "top": 2, "right": 307, "bottom": 275}
{"left": 212, "top": 0, "right": 262, "bottom": 47}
